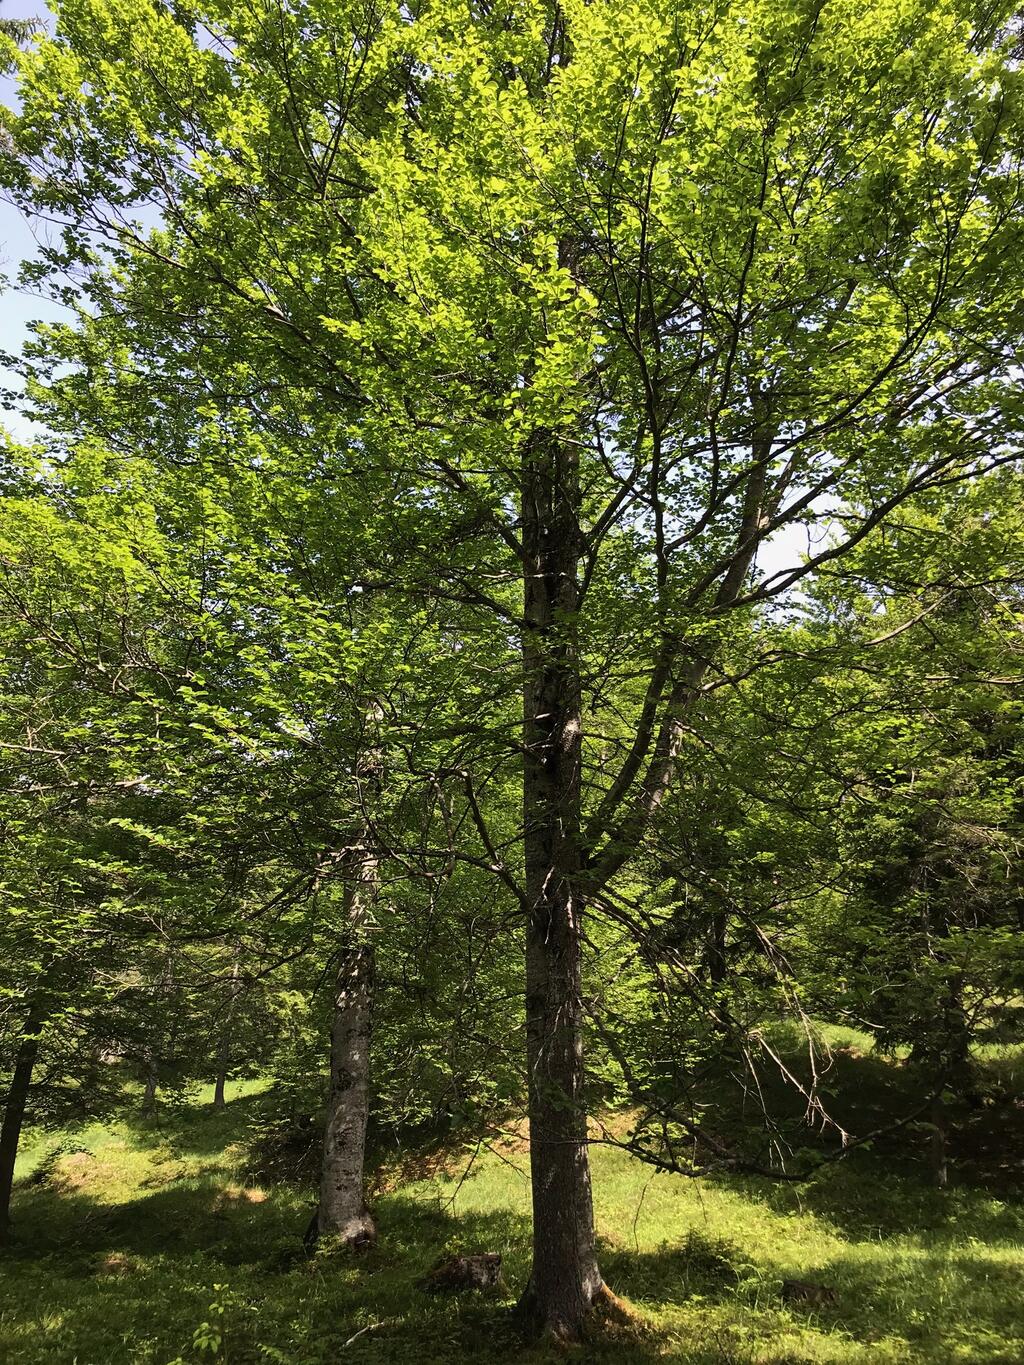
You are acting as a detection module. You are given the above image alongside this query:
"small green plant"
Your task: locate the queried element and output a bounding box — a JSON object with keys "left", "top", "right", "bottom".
{"left": 177, "top": 1284, "right": 241, "bottom": 1363}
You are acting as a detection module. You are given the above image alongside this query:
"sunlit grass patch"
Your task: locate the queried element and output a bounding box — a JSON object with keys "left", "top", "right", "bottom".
{"left": 2, "top": 1072, "right": 1024, "bottom": 1364}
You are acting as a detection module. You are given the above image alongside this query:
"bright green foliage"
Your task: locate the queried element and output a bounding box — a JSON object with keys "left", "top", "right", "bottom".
{"left": 4, "top": 0, "right": 1024, "bottom": 867}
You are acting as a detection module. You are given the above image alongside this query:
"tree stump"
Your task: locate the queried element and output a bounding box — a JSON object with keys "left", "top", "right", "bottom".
{"left": 417, "top": 1253, "right": 503, "bottom": 1293}
{"left": 781, "top": 1278, "right": 837, "bottom": 1306}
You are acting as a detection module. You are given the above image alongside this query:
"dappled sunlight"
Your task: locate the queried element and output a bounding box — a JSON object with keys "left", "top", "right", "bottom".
{"left": 3, "top": 1067, "right": 1024, "bottom": 1361}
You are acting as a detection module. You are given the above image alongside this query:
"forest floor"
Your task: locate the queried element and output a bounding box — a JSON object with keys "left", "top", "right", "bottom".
{"left": 3, "top": 1044, "right": 1024, "bottom": 1364}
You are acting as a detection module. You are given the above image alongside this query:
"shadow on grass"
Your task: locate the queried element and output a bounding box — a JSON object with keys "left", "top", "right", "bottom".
{"left": 2, "top": 1176, "right": 669, "bottom": 1365}
{"left": 3, "top": 1179, "right": 306, "bottom": 1266}
{"left": 594, "top": 1219, "right": 1024, "bottom": 1362}
{"left": 6, "top": 1051, "right": 1024, "bottom": 1365}
{"left": 4, "top": 1163, "right": 527, "bottom": 1280}
{"left": 4, "top": 1168, "right": 1023, "bottom": 1364}
{"left": 756, "top": 1240, "right": 1024, "bottom": 1363}
{"left": 738, "top": 1153, "right": 1024, "bottom": 1247}
{"left": 112, "top": 1086, "right": 270, "bottom": 1158}
{"left": 600, "top": 1229, "right": 746, "bottom": 1307}
{"left": 3, "top": 1152, "right": 691, "bottom": 1364}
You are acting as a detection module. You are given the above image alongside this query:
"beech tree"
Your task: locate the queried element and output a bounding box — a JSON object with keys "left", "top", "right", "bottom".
{"left": 0, "top": 335, "right": 485, "bottom": 1246}
{"left": 5, "top": 0, "right": 1024, "bottom": 1338}
{"left": 0, "top": 450, "right": 190, "bottom": 1235}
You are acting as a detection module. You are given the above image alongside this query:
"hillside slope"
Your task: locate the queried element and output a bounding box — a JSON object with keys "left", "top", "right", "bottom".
{"left": 2, "top": 1076, "right": 1023, "bottom": 1364}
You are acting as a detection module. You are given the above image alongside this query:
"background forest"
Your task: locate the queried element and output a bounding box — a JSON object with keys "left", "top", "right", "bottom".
{"left": 1, "top": 0, "right": 1024, "bottom": 1361}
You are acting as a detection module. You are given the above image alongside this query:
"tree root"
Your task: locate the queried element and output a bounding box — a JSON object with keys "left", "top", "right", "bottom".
{"left": 514, "top": 1278, "right": 645, "bottom": 1346}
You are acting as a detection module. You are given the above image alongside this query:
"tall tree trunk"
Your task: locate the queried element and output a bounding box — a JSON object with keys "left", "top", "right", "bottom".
{"left": 0, "top": 996, "right": 46, "bottom": 1240}
{"left": 213, "top": 950, "right": 242, "bottom": 1110}
{"left": 517, "top": 428, "right": 604, "bottom": 1340}
{"left": 317, "top": 851, "right": 377, "bottom": 1247}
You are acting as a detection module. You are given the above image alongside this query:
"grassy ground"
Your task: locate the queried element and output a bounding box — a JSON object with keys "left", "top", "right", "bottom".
{"left": 2, "top": 1066, "right": 1023, "bottom": 1365}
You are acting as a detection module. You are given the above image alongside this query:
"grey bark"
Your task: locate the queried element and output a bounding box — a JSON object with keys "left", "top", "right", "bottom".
{"left": 214, "top": 951, "right": 242, "bottom": 1110}
{"left": 516, "top": 428, "right": 603, "bottom": 1338}
{"left": 141, "top": 1055, "right": 159, "bottom": 1115}
{"left": 512, "top": 385, "right": 774, "bottom": 1334}
{"left": 930, "top": 1091, "right": 948, "bottom": 1189}
{"left": 317, "top": 852, "right": 377, "bottom": 1247}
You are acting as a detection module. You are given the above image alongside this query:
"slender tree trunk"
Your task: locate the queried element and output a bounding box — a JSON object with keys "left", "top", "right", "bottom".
{"left": 317, "top": 851, "right": 377, "bottom": 1247}
{"left": 516, "top": 427, "right": 604, "bottom": 1340}
{"left": 930, "top": 1090, "right": 948, "bottom": 1189}
{"left": 142, "top": 945, "right": 177, "bottom": 1116}
{"left": 709, "top": 910, "right": 727, "bottom": 988}
{"left": 214, "top": 951, "right": 242, "bottom": 1110}
{"left": 0, "top": 996, "right": 46, "bottom": 1239}
{"left": 142, "top": 1055, "right": 159, "bottom": 1115}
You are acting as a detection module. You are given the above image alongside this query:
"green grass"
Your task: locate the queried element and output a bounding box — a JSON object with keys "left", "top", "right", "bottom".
{"left": 2, "top": 1067, "right": 1024, "bottom": 1365}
